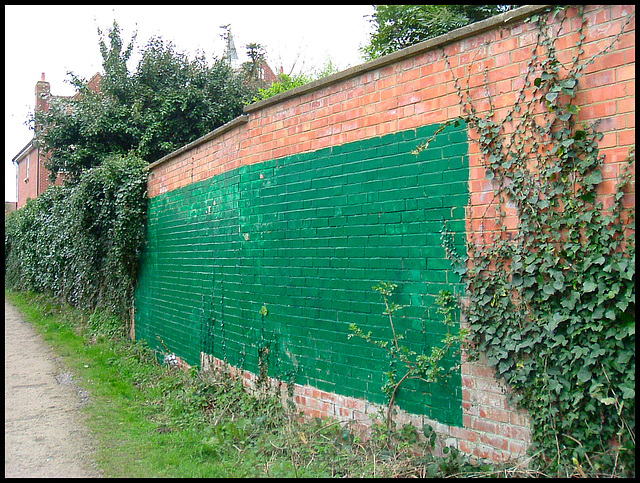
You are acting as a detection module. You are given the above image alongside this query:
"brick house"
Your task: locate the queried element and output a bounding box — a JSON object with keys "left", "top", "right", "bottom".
{"left": 4, "top": 201, "right": 17, "bottom": 217}
{"left": 11, "top": 72, "right": 102, "bottom": 209}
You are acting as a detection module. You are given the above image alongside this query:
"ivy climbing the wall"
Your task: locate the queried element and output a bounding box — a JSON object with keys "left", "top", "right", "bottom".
{"left": 429, "top": 6, "right": 635, "bottom": 477}
{"left": 414, "top": 3, "right": 635, "bottom": 476}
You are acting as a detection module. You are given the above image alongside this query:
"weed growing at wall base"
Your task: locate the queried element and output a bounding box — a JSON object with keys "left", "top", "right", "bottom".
{"left": 349, "top": 283, "right": 467, "bottom": 430}
{"left": 7, "top": 289, "right": 526, "bottom": 477}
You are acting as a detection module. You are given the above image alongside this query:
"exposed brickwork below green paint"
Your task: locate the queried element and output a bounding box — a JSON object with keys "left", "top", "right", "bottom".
{"left": 135, "top": 123, "right": 468, "bottom": 427}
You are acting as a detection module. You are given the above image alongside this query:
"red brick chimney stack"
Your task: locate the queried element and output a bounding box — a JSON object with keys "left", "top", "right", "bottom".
{"left": 35, "top": 72, "right": 51, "bottom": 113}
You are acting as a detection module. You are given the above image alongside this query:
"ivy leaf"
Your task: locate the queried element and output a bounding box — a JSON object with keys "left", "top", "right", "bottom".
{"left": 615, "top": 299, "right": 629, "bottom": 312}
{"left": 512, "top": 274, "right": 523, "bottom": 286}
{"left": 546, "top": 313, "right": 567, "bottom": 333}
{"left": 577, "top": 366, "right": 591, "bottom": 383}
{"left": 619, "top": 385, "right": 635, "bottom": 399}
{"left": 545, "top": 91, "right": 559, "bottom": 102}
{"left": 567, "top": 104, "right": 580, "bottom": 115}
{"left": 498, "top": 359, "right": 512, "bottom": 375}
{"left": 558, "top": 112, "right": 572, "bottom": 121}
{"left": 579, "top": 191, "right": 595, "bottom": 203}
{"left": 584, "top": 170, "right": 602, "bottom": 186}
{"left": 583, "top": 281, "right": 597, "bottom": 292}
{"left": 454, "top": 265, "right": 466, "bottom": 276}
{"left": 589, "top": 382, "right": 604, "bottom": 397}
{"left": 548, "top": 377, "right": 562, "bottom": 393}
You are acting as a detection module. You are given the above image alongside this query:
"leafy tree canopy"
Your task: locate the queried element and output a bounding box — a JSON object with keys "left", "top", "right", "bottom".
{"left": 361, "top": 5, "right": 518, "bottom": 60}
{"left": 253, "top": 58, "right": 341, "bottom": 102}
{"left": 253, "top": 72, "right": 313, "bottom": 102}
{"left": 34, "top": 21, "right": 261, "bottom": 181}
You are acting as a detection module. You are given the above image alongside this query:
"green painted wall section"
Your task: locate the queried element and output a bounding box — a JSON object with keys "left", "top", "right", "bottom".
{"left": 135, "top": 122, "right": 469, "bottom": 426}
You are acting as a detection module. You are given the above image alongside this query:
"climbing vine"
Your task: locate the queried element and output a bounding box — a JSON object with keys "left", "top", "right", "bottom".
{"left": 424, "top": 5, "right": 635, "bottom": 477}
{"left": 4, "top": 153, "right": 147, "bottom": 323}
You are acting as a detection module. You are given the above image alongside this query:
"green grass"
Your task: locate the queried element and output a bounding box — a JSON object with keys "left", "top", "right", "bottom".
{"left": 5, "top": 289, "right": 504, "bottom": 478}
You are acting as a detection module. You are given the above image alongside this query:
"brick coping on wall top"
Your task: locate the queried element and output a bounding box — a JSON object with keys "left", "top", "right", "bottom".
{"left": 145, "top": 4, "right": 552, "bottom": 173}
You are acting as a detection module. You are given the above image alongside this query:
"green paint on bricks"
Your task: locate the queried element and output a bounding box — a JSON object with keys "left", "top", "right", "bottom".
{"left": 135, "top": 122, "right": 469, "bottom": 427}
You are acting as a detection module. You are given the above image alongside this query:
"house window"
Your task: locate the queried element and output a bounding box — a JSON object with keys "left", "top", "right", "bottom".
{"left": 25, "top": 154, "right": 30, "bottom": 182}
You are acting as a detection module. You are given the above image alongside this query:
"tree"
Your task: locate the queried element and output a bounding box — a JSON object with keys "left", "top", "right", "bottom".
{"left": 132, "top": 36, "right": 253, "bottom": 163}
{"left": 252, "top": 57, "right": 341, "bottom": 102}
{"left": 361, "top": 5, "right": 518, "bottom": 60}
{"left": 241, "top": 42, "right": 268, "bottom": 89}
{"left": 97, "top": 20, "right": 136, "bottom": 103}
{"left": 252, "top": 72, "right": 313, "bottom": 102}
{"left": 34, "top": 21, "right": 259, "bottom": 181}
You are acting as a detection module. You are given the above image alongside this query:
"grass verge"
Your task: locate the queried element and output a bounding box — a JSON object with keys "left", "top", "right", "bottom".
{"left": 6, "top": 289, "right": 520, "bottom": 478}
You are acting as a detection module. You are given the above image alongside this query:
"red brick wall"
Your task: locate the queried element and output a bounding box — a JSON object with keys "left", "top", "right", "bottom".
{"left": 16, "top": 148, "right": 39, "bottom": 209}
{"left": 16, "top": 147, "right": 64, "bottom": 209}
{"left": 147, "top": 5, "right": 635, "bottom": 463}
{"left": 149, "top": 5, "right": 634, "bottom": 201}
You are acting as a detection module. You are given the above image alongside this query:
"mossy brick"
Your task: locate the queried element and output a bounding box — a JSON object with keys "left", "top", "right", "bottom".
{"left": 341, "top": 159, "right": 367, "bottom": 175}
{"left": 443, "top": 142, "right": 468, "bottom": 158}
{"left": 376, "top": 189, "right": 401, "bottom": 204}
{"left": 400, "top": 129, "right": 418, "bottom": 141}
{"left": 442, "top": 155, "right": 467, "bottom": 170}
{"left": 376, "top": 199, "right": 406, "bottom": 213}
{"left": 333, "top": 139, "right": 363, "bottom": 154}
{"left": 442, "top": 193, "right": 469, "bottom": 207}
{"left": 314, "top": 163, "right": 344, "bottom": 179}
{"left": 414, "top": 123, "right": 441, "bottom": 139}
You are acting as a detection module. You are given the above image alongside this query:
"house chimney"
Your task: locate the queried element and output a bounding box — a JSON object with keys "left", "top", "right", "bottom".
{"left": 35, "top": 72, "right": 51, "bottom": 113}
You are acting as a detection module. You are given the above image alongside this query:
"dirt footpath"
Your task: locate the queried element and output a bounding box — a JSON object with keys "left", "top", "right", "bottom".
{"left": 5, "top": 299, "right": 102, "bottom": 478}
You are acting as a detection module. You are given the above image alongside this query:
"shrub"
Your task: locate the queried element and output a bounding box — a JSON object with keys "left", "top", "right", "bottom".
{"left": 5, "top": 152, "right": 147, "bottom": 323}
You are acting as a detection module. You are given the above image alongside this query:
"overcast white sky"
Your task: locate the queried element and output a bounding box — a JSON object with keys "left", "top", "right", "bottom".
{"left": 5, "top": 5, "right": 375, "bottom": 202}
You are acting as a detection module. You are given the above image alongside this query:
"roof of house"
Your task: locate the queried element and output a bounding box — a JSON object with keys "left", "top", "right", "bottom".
{"left": 12, "top": 139, "right": 35, "bottom": 165}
